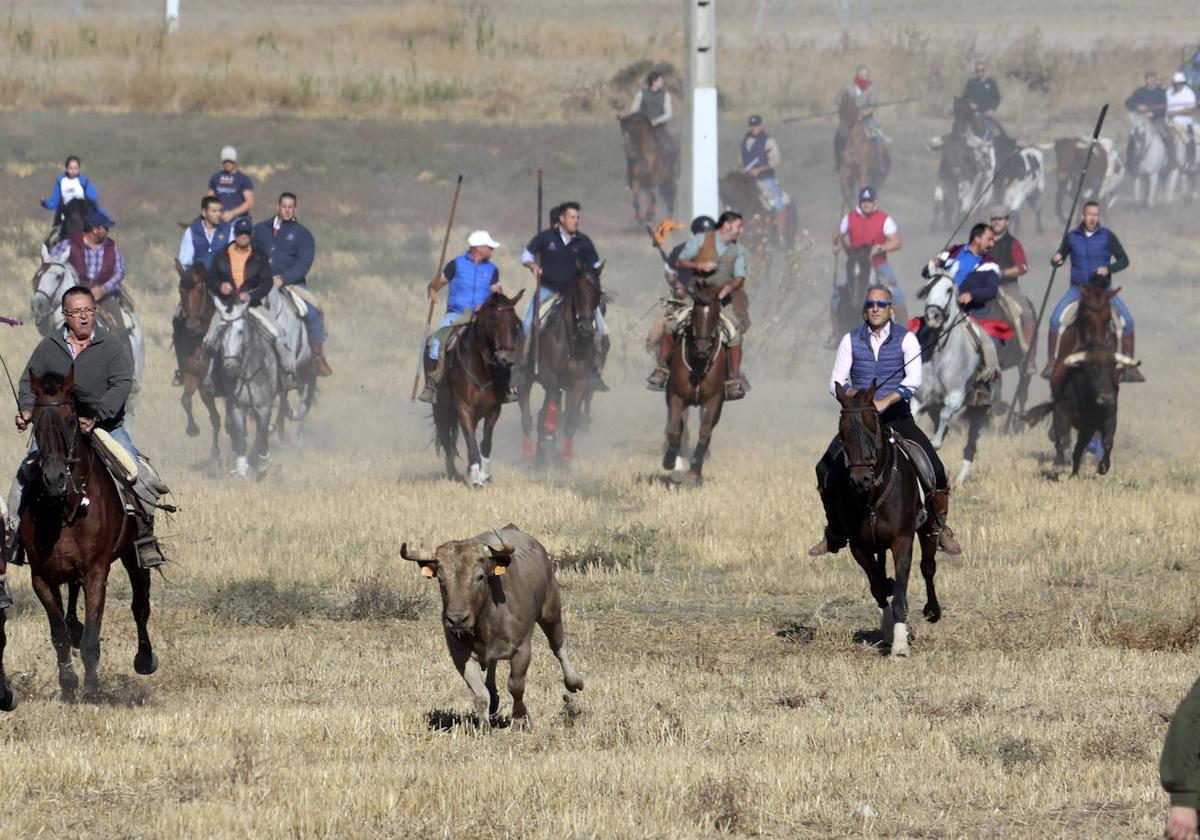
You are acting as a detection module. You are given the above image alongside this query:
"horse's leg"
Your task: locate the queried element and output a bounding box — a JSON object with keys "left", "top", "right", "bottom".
{"left": 687, "top": 395, "right": 724, "bottom": 483}
{"left": 79, "top": 568, "right": 110, "bottom": 701}
{"left": 958, "top": 407, "right": 985, "bottom": 486}
{"left": 123, "top": 553, "right": 158, "bottom": 675}
{"left": 663, "top": 392, "right": 685, "bottom": 472}
{"left": 919, "top": 530, "right": 941, "bottom": 623}
{"left": 849, "top": 544, "right": 891, "bottom": 649}
{"left": 66, "top": 579, "right": 84, "bottom": 649}
{"left": 181, "top": 389, "right": 200, "bottom": 438}
{"left": 202, "top": 389, "right": 222, "bottom": 472}
{"left": 479, "top": 405, "right": 500, "bottom": 484}
{"left": 932, "top": 388, "right": 966, "bottom": 449}
{"left": 253, "top": 406, "right": 272, "bottom": 480}
{"left": 561, "top": 383, "right": 585, "bottom": 465}
{"left": 458, "top": 402, "right": 484, "bottom": 487}
{"left": 434, "top": 401, "right": 462, "bottom": 482}
{"left": 0, "top": 605, "right": 12, "bottom": 710}
{"left": 1098, "top": 408, "right": 1117, "bottom": 476}
{"left": 630, "top": 179, "right": 643, "bottom": 223}
{"left": 518, "top": 377, "right": 535, "bottom": 463}
{"left": 30, "top": 574, "right": 77, "bottom": 701}
{"left": 889, "top": 534, "right": 914, "bottom": 657}
{"left": 225, "top": 402, "right": 249, "bottom": 477}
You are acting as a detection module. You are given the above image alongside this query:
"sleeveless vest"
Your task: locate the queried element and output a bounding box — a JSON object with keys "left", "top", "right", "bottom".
{"left": 1066, "top": 227, "right": 1111, "bottom": 286}
{"left": 446, "top": 252, "right": 497, "bottom": 314}
{"left": 639, "top": 88, "right": 666, "bottom": 121}
{"left": 189, "top": 218, "right": 231, "bottom": 271}
{"left": 849, "top": 322, "right": 911, "bottom": 404}
{"left": 741, "top": 132, "right": 774, "bottom": 177}
{"left": 846, "top": 210, "right": 890, "bottom": 267}
{"left": 67, "top": 233, "right": 116, "bottom": 288}
{"left": 989, "top": 231, "right": 1016, "bottom": 272}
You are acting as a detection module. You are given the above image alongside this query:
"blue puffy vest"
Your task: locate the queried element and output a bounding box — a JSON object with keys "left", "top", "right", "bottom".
{"left": 189, "top": 218, "right": 231, "bottom": 271}
{"left": 446, "top": 252, "right": 497, "bottom": 314}
{"left": 849, "top": 322, "right": 911, "bottom": 407}
{"left": 1066, "top": 226, "right": 1111, "bottom": 286}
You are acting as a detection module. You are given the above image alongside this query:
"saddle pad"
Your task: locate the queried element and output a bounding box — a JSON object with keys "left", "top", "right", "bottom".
{"left": 536, "top": 293, "right": 561, "bottom": 325}
{"left": 896, "top": 439, "right": 934, "bottom": 505}
{"left": 284, "top": 285, "right": 314, "bottom": 317}
{"left": 92, "top": 428, "right": 138, "bottom": 483}
{"left": 1058, "top": 300, "right": 1123, "bottom": 336}
{"left": 249, "top": 306, "right": 279, "bottom": 338}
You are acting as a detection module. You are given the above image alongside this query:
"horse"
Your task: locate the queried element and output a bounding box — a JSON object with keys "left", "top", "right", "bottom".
{"left": 930, "top": 130, "right": 992, "bottom": 232}
{"left": 662, "top": 282, "right": 727, "bottom": 485}
{"left": 433, "top": 291, "right": 524, "bottom": 486}
{"left": 718, "top": 169, "right": 798, "bottom": 263}
{"left": 1126, "top": 115, "right": 1168, "bottom": 209}
{"left": 44, "top": 197, "right": 91, "bottom": 249}
{"left": 828, "top": 382, "right": 940, "bottom": 657}
{"left": 836, "top": 244, "right": 874, "bottom": 338}
{"left": 30, "top": 245, "right": 145, "bottom": 421}
{"left": 837, "top": 94, "right": 889, "bottom": 206}
{"left": 518, "top": 263, "right": 607, "bottom": 468}
{"left": 18, "top": 371, "right": 158, "bottom": 702}
{"left": 910, "top": 274, "right": 992, "bottom": 486}
{"left": 619, "top": 113, "right": 676, "bottom": 224}
{"left": 213, "top": 301, "right": 278, "bottom": 479}
{"left": 1164, "top": 126, "right": 1199, "bottom": 205}
{"left": 266, "top": 287, "right": 318, "bottom": 441}
{"left": 1024, "top": 285, "right": 1135, "bottom": 476}
{"left": 174, "top": 265, "right": 222, "bottom": 470}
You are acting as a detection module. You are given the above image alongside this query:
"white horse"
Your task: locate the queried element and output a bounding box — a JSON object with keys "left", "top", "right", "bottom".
{"left": 1128, "top": 113, "right": 1168, "bottom": 208}
{"left": 30, "top": 244, "right": 145, "bottom": 420}
{"left": 265, "top": 286, "right": 317, "bottom": 437}
{"left": 1165, "top": 125, "right": 1200, "bottom": 204}
{"left": 909, "top": 273, "right": 991, "bottom": 486}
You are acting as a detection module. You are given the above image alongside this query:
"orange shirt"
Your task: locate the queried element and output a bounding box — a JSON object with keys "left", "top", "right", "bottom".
{"left": 228, "top": 246, "right": 251, "bottom": 289}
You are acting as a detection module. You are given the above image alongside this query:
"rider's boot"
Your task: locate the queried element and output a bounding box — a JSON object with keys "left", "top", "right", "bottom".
{"left": 591, "top": 334, "right": 610, "bottom": 393}
{"left": 312, "top": 341, "right": 333, "bottom": 378}
{"left": 171, "top": 370, "right": 183, "bottom": 387}
{"left": 418, "top": 354, "right": 439, "bottom": 405}
{"left": 647, "top": 332, "right": 674, "bottom": 391}
{"left": 724, "top": 344, "right": 747, "bottom": 401}
{"left": 931, "top": 488, "right": 963, "bottom": 555}
{"left": 807, "top": 484, "right": 847, "bottom": 556}
{"left": 4, "top": 470, "right": 26, "bottom": 569}
{"left": 1040, "top": 331, "right": 1058, "bottom": 380}
{"left": 1121, "top": 332, "right": 1145, "bottom": 382}
{"left": 134, "top": 512, "right": 167, "bottom": 570}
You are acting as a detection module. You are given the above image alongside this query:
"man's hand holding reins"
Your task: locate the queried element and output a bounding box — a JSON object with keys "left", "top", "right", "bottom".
{"left": 78, "top": 417, "right": 95, "bottom": 434}
{"left": 14, "top": 410, "right": 31, "bottom": 432}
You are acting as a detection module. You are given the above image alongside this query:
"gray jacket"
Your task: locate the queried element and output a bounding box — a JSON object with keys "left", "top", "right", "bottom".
{"left": 18, "top": 323, "right": 133, "bottom": 430}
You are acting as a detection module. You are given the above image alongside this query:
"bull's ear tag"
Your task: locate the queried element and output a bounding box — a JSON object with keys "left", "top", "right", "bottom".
{"left": 492, "top": 565, "right": 507, "bottom": 576}
{"left": 421, "top": 566, "right": 436, "bottom": 578}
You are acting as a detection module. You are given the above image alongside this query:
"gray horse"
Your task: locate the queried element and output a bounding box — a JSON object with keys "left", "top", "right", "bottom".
{"left": 213, "top": 301, "right": 278, "bottom": 479}
{"left": 266, "top": 287, "right": 317, "bottom": 441}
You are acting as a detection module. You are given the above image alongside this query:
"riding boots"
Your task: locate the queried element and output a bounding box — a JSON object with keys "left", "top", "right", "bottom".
{"left": 725, "top": 345, "right": 747, "bottom": 401}
{"left": 931, "top": 489, "right": 963, "bottom": 555}
{"left": 417, "top": 354, "right": 439, "bottom": 405}
{"left": 312, "top": 341, "right": 333, "bottom": 377}
{"left": 134, "top": 513, "right": 167, "bottom": 569}
{"left": 1121, "top": 332, "right": 1145, "bottom": 382}
{"left": 646, "top": 333, "right": 674, "bottom": 391}
{"left": 807, "top": 485, "right": 847, "bottom": 556}
{"left": 1041, "top": 331, "right": 1058, "bottom": 380}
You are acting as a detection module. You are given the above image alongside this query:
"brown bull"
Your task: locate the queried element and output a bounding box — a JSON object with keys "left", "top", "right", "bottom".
{"left": 401, "top": 525, "right": 584, "bottom": 729}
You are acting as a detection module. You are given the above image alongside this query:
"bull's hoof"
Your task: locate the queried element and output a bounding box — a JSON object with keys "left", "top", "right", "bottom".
{"left": 0, "top": 688, "right": 17, "bottom": 712}
{"left": 186, "top": 423, "right": 200, "bottom": 438}
{"left": 512, "top": 714, "right": 534, "bottom": 732}
{"left": 564, "top": 674, "right": 584, "bottom": 693}
{"left": 134, "top": 650, "right": 159, "bottom": 675}
{"left": 923, "top": 602, "right": 941, "bottom": 624}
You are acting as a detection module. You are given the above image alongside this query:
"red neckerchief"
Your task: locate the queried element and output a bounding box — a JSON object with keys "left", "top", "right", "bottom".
{"left": 855, "top": 78, "right": 870, "bottom": 92}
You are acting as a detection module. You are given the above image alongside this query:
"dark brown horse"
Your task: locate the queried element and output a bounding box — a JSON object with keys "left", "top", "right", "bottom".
{"left": 829, "top": 383, "right": 940, "bottom": 657}
{"left": 662, "top": 283, "right": 726, "bottom": 485}
{"left": 837, "top": 244, "right": 874, "bottom": 337}
{"left": 433, "top": 291, "right": 524, "bottom": 486}
{"left": 718, "top": 170, "right": 798, "bottom": 260}
{"left": 174, "top": 264, "right": 221, "bottom": 470}
{"left": 1024, "top": 285, "right": 1130, "bottom": 475}
{"left": 19, "top": 371, "right": 158, "bottom": 702}
{"left": 44, "top": 197, "right": 91, "bottom": 248}
{"left": 619, "top": 114, "right": 676, "bottom": 224}
{"left": 837, "top": 95, "right": 889, "bottom": 206}
{"left": 518, "top": 264, "right": 607, "bottom": 467}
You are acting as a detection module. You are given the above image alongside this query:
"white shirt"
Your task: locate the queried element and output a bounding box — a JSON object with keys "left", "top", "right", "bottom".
{"left": 1167, "top": 84, "right": 1196, "bottom": 126}
{"left": 829, "top": 322, "right": 923, "bottom": 399}
{"left": 839, "top": 209, "right": 898, "bottom": 237}
{"left": 59, "top": 176, "right": 85, "bottom": 204}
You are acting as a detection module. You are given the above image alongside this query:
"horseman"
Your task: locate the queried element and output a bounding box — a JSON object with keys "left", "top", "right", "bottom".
{"left": 807, "top": 284, "right": 962, "bottom": 558}
{"left": 207, "top": 146, "right": 255, "bottom": 224}
{"left": 961, "top": 61, "right": 1001, "bottom": 138}
{"left": 252, "top": 192, "right": 331, "bottom": 377}
{"left": 520, "top": 201, "right": 609, "bottom": 392}
{"left": 48, "top": 207, "right": 131, "bottom": 337}
{"left": 646, "top": 210, "right": 748, "bottom": 400}
{"left": 740, "top": 115, "right": 788, "bottom": 241}
{"left": 200, "top": 217, "right": 295, "bottom": 392}
{"left": 418, "top": 230, "right": 510, "bottom": 405}
{"left": 985, "top": 205, "right": 1035, "bottom": 356}
{"left": 1166, "top": 71, "right": 1197, "bottom": 169}
{"left": 170, "top": 196, "right": 231, "bottom": 386}
{"left": 40, "top": 155, "right": 106, "bottom": 238}
{"left": 1125, "top": 71, "right": 1170, "bottom": 169}
{"left": 627, "top": 71, "right": 677, "bottom": 175}
{"left": 1045, "top": 201, "right": 1142, "bottom": 382}
{"left": 2, "top": 285, "right": 169, "bottom": 605}
{"left": 834, "top": 65, "right": 885, "bottom": 170}
{"left": 829, "top": 186, "right": 905, "bottom": 347}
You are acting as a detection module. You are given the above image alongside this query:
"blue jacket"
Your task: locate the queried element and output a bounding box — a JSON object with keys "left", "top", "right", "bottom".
{"left": 444, "top": 252, "right": 498, "bottom": 314}
{"left": 849, "top": 322, "right": 912, "bottom": 418}
{"left": 189, "top": 218, "right": 232, "bottom": 271}
{"left": 253, "top": 217, "right": 315, "bottom": 285}
{"left": 949, "top": 245, "right": 984, "bottom": 288}
{"left": 41, "top": 173, "right": 106, "bottom": 215}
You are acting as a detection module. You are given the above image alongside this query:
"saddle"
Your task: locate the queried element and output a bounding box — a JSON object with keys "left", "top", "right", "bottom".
{"left": 282, "top": 284, "right": 320, "bottom": 317}
{"left": 893, "top": 437, "right": 933, "bottom": 529}
{"left": 958, "top": 319, "right": 1001, "bottom": 408}
{"left": 91, "top": 428, "right": 172, "bottom": 517}
{"left": 1058, "top": 299, "right": 1124, "bottom": 337}
{"left": 98, "top": 290, "right": 136, "bottom": 335}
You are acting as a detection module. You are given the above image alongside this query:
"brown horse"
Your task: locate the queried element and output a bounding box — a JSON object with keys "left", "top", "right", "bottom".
{"left": 718, "top": 170, "right": 798, "bottom": 259}
{"left": 518, "top": 264, "right": 607, "bottom": 468}
{"left": 619, "top": 114, "right": 676, "bottom": 224}
{"left": 1024, "top": 285, "right": 1131, "bottom": 475}
{"left": 828, "top": 383, "right": 940, "bottom": 656}
{"left": 174, "top": 265, "right": 221, "bottom": 469}
{"left": 837, "top": 95, "right": 889, "bottom": 206}
{"left": 433, "top": 291, "right": 524, "bottom": 486}
{"left": 19, "top": 371, "right": 158, "bottom": 702}
{"left": 662, "top": 283, "right": 727, "bottom": 485}
{"left": 837, "top": 244, "right": 874, "bottom": 337}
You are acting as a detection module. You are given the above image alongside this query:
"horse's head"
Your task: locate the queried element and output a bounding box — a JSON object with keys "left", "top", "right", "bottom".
{"left": 474, "top": 288, "right": 525, "bottom": 368}
{"left": 217, "top": 300, "right": 250, "bottom": 377}
{"left": 1060, "top": 284, "right": 1122, "bottom": 406}
{"left": 687, "top": 283, "right": 722, "bottom": 361}
{"left": 619, "top": 113, "right": 650, "bottom": 157}
{"left": 564, "top": 260, "right": 606, "bottom": 341}
{"left": 837, "top": 92, "right": 858, "bottom": 128}
{"left": 180, "top": 265, "right": 213, "bottom": 332}
{"left": 845, "top": 243, "right": 873, "bottom": 287}
{"left": 951, "top": 95, "right": 979, "bottom": 136}
{"left": 29, "top": 370, "right": 79, "bottom": 498}
{"left": 835, "top": 380, "right": 883, "bottom": 496}
{"left": 30, "top": 252, "right": 74, "bottom": 336}
{"left": 60, "top": 198, "right": 92, "bottom": 240}
{"left": 920, "top": 273, "right": 956, "bottom": 329}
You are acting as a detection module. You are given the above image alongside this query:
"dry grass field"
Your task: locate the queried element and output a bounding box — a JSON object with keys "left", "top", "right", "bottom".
{"left": 0, "top": 5, "right": 1198, "bottom": 838}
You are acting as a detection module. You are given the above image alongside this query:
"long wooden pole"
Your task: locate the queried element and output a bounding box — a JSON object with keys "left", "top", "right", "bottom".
{"left": 531, "top": 169, "right": 543, "bottom": 377}
{"left": 410, "top": 174, "right": 463, "bottom": 401}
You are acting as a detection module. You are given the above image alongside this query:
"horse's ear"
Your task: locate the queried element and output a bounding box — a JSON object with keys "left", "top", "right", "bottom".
{"left": 63, "top": 367, "right": 75, "bottom": 393}
{"left": 508, "top": 288, "right": 524, "bottom": 305}
{"left": 29, "top": 371, "right": 42, "bottom": 395}
{"left": 1106, "top": 287, "right": 1121, "bottom": 300}
{"left": 866, "top": 379, "right": 879, "bottom": 401}
{"left": 595, "top": 260, "right": 605, "bottom": 278}
{"left": 41, "top": 243, "right": 50, "bottom": 263}
{"left": 834, "top": 382, "right": 848, "bottom": 404}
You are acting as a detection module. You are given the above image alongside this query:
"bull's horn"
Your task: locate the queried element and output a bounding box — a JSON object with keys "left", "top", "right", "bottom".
{"left": 1114, "top": 352, "right": 1140, "bottom": 368}
{"left": 399, "top": 542, "right": 434, "bottom": 563}
{"left": 1061, "top": 352, "right": 1088, "bottom": 367}
{"left": 928, "top": 135, "right": 944, "bottom": 149}
{"left": 485, "top": 529, "right": 515, "bottom": 558}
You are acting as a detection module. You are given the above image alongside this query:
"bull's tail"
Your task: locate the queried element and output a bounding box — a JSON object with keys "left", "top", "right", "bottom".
{"left": 1023, "top": 401, "right": 1055, "bottom": 427}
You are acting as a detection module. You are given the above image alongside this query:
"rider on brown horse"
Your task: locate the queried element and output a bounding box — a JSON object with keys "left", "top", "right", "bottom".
{"left": 834, "top": 66, "right": 887, "bottom": 169}
{"left": 0, "top": 287, "right": 170, "bottom": 608}
{"left": 808, "top": 284, "right": 962, "bottom": 557}
{"left": 647, "top": 211, "right": 749, "bottom": 400}
{"left": 628, "top": 71, "right": 677, "bottom": 176}
{"left": 740, "top": 116, "right": 788, "bottom": 242}
{"left": 829, "top": 186, "right": 906, "bottom": 347}
{"left": 172, "top": 196, "right": 231, "bottom": 385}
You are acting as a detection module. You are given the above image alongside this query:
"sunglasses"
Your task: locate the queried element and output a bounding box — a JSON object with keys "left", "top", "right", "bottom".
{"left": 864, "top": 300, "right": 892, "bottom": 310}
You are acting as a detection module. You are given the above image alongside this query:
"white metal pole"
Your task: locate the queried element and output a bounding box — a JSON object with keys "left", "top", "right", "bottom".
{"left": 690, "top": 0, "right": 719, "bottom": 220}
{"left": 165, "top": 0, "right": 180, "bottom": 33}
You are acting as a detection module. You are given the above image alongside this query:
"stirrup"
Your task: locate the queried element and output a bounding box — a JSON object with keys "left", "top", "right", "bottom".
{"left": 134, "top": 535, "right": 167, "bottom": 569}
{"left": 4, "top": 531, "right": 25, "bottom": 567}
{"left": 646, "top": 367, "right": 669, "bottom": 391}
{"left": 417, "top": 383, "right": 437, "bottom": 405}
{"left": 724, "top": 379, "right": 746, "bottom": 400}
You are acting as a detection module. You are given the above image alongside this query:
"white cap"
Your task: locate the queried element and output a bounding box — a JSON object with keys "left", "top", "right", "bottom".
{"left": 467, "top": 230, "right": 501, "bottom": 249}
{"left": 1174, "top": 71, "right": 1187, "bottom": 84}
{"left": 220, "top": 146, "right": 238, "bottom": 163}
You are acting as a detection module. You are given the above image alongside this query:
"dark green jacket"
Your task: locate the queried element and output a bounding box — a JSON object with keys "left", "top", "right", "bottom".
{"left": 1162, "top": 676, "right": 1200, "bottom": 809}
{"left": 18, "top": 323, "right": 133, "bottom": 430}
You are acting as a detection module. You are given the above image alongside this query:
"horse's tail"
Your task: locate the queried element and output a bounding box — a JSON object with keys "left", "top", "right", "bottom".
{"left": 432, "top": 400, "right": 458, "bottom": 459}
{"left": 1023, "top": 401, "right": 1055, "bottom": 427}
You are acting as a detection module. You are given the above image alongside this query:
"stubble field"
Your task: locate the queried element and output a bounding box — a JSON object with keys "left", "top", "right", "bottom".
{"left": 0, "top": 6, "right": 1199, "bottom": 838}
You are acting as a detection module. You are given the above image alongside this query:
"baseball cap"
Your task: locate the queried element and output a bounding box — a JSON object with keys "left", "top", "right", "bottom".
{"left": 220, "top": 146, "right": 238, "bottom": 163}
{"left": 232, "top": 216, "right": 253, "bottom": 235}
{"left": 858, "top": 186, "right": 876, "bottom": 202}
{"left": 747, "top": 115, "right": 763, "bottom": 127}
{"left": 84, "top": 207, "right": 114, "bottom": 229}
{"left": 1173, "top": 71, "right": 1187, "bottom": 84}
{"left": 467, "top": 230, "right": 501, "bottom": 249}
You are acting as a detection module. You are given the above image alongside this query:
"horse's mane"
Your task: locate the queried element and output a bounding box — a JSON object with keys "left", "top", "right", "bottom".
{"left": 842, "top": 402, "right": 881, "bottom": 460}
{"left": 565, "top": 265, "right": 612, "bottom": 308}
{"left": 32, "top": 374, "right": 75, "bottom": 451}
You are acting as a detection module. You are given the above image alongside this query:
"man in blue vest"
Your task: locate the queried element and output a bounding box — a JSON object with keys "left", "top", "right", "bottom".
{"left": 741, "top": 115, "right": 788, "bottom": 242}
{"left": 171, "top": 196, "right": 231, "bottom": 385}
{"left": 1044, "top": 201, "right": 1141, "bottom": 381}
{"left": 418, "top": 230, "right": 509, "bottom": 404}
{"left": 807, "top": 284, "right": 963, "bottom": 557}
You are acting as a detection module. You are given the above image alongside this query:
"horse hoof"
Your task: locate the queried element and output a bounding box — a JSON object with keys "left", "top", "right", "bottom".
{"left": 186, "top": 425, "right": 200, "bottom": 438}
{"left": 923, "top": 603, "right": 941, "bottom": 624}
{"left": 134, "top": 651, "right": 159, "bottom": 676}
{"left": 683, "top": 470, "right": 702, "bottom": 487}
{"left": 0, "top": 688, "right": 17, "bottom": 711}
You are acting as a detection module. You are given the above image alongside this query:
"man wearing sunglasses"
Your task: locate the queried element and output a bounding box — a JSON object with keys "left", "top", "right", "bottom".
{"left": 962, "top": 62, "right": 1001, "bottom": 139}
{"left": 808, "top": 285, "right": 962, "bottom": 558}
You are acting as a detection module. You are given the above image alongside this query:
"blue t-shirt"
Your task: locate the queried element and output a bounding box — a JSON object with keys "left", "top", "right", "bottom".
{"left": 208, "top": 170, "right": 254, "bottom": 215}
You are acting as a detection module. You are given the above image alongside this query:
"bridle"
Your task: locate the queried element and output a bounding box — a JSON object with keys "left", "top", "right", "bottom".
{"left": 217, "top": 306, "right": 267, "bottom": 399}
{"left": 32, "top": 396, "right": 87, "bottom": 505}
{"left": 456, "top": 300, "right": 519, "bottom": 392}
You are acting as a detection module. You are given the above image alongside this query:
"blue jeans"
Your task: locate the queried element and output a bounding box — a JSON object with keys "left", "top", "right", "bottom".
{"left": 26, "top": 423, "right": 137, "bottom": 460}
{"left": 522, "top": 287, "right": 608, "bottom": 336}
{"left": 428, "top": 311, "right": 461, "bottom": 361}
{"left": 1049, "top": 284, "right": 1133, "bottom": 335}
{"left": 758, "top": 176, "right": 785, "bottom": 211}
{"left": 290, "top": 282, "right": 325, "bottom": 344}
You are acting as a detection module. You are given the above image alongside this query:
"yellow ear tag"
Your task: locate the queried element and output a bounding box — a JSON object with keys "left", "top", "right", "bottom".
{"left": 492, "top": 565, "right": 507, "bottom": 576}
{"left": 421, "top": 566, "right": 436, "bottom": 578}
